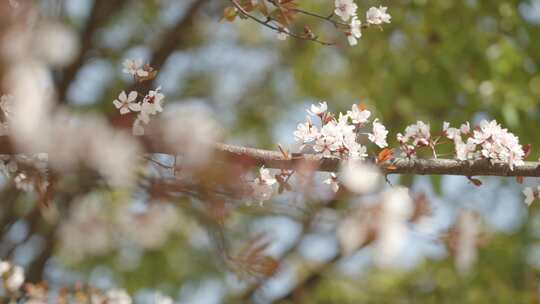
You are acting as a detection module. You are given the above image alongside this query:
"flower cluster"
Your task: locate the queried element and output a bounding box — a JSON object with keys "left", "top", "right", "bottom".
{"left": 114, "top": 59, "right": 165, "bottom": 136}
{"left": 294, "top": 102, "right": 387, "bottom": 160}
{"left": 21, "top": 283, "right": 160, "bottom": 304}
{"left": 122, "top": 58, "right": 156, "bottom": 82}
{"left": 0, "top": 261, "right": 174, "bottom": 303}
{"left": 443, "top": 120, "right": 524, "bottom": 169}
{"left": 334, "top": 1, "right": 391, "bottom": 46}
{"left": 397, "top": 121, "right": 433, "bottom": 157}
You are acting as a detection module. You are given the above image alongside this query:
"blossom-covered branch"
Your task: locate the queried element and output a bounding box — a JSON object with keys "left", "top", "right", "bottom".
{"left": 213, "top": 143, "right": 540, "bottom": 177}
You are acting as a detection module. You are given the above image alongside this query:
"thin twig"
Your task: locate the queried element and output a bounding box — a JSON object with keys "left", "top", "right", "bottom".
{"left": 229, "top": 0, "right": 335, "bottom": 46}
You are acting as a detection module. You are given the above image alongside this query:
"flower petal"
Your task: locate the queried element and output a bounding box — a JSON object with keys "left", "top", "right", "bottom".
{"left": 127, "top": 91, "right": 138, "bottom": 102}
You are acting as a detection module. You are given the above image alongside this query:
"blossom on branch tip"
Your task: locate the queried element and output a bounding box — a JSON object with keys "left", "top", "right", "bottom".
{"left": 295, "top": 102, "right": 386, "bottom": 159}
{"left": 443, "top": 121, "right": 461, "bottom": 140}
{"left": 133, "top": 86, "right": 165, "bottom": 134}
{"left": 113, "top": 91, "right": 140, "bottom": 115}
{"left": 404, "top": 121, "right": 430, "bottom": 146}
{"left": 368, "top": 119, "right": 389, "bottom": 148}
{"left": 314, "top": 132, "right": 338, "bottom": 157}
{"left": 294, "top": 117, "right": 319, "bottom": 143}
{"left": 335, "top": 0, "right": 358, "bottom": 21}
{"left": 366, "top": 6, "right": 391, "bottom": 25}
{"left": 455, "top": 138, "right": 477, "bottom": 161}
{"left": 141, "top": 86, "right": 165, "bottom": 116}
{"left": 307, "top": 101, "right": 328, "bottom": 116}
{"left": 460, "top": 122, "right": 471, "bottom": 134}
{"left": 347, "top": 104, "right": 370, "bottom": 124}
{"left": 122, "top": 58, "right": 148, "bottom": 78}
{"left": 347, "top": 16, "right": 362, "bottom": 46}
{"left": 348, "top": 142, "right": 368, "bottom": 160}
{"left": 472, "top": 120, "right": 524, "bottom": 169}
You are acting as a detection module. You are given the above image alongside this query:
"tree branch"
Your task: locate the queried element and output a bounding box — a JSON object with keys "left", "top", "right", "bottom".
{"left": 2, "top": 135, "right": 539, "bottom": 177}
{"left": 124, "top": 0, "right": 208, "bottom": 95}
{"left": 56, "top": 0, "right": 128, "bottom": 103}
{"left": 211, "top": 143, "right": 540, "bottom": 177}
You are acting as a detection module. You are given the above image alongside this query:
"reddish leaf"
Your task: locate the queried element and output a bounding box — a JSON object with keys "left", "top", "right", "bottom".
{"left": 516, "top": 176, "right": 524, "bottom": 184}
{"left": 222, "top": 6, "right": 237, "bottom": 22}
{"left": 358, "top": 102, "right": 367, "bottom": 111}
{"left": 278, "top": 144, "right": 290, "bottom": 159}
{"left": 523, "top": 144, "right": 532, "bottom": 159}
{"left": 377, "top": 148, "right": 394, "bottom": 163}
{"left": 468, "top": 177, "right": 482, "bottom": 187}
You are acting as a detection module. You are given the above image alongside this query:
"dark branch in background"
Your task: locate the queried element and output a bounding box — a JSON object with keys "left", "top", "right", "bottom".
{"left": 275, "top": 252, "right": 341, "bottom": 303}
{"left": 56, "top": 0, "right": 128, "bottom": 104}
{"left": 151, "top": 0, "right": 208, "bottom": 71}
{"left": 125, "top": 0, "right": 209, "bottom": 95}
{"left": 235, "top": 198, "right": 341, "bottom": 302}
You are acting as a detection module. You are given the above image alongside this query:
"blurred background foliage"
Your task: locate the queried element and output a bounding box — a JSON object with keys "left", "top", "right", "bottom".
{"left": 10, "top": 0, "right": 540, "bottom": 302}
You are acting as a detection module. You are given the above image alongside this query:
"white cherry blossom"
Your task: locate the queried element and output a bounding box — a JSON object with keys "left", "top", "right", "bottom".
{"left": 334, "top": 0, "right": 358, "bottom": 21}
{"left": 471, "top": 120, "right": 524, "bottom": 169}
{"left": 307, "top": 101, "right": 328, "bottom": 116}
{"left": 455, "top": 138, "right": 477, "bottom": 161}
{"left": 403, "top": 121, "right": 431, "bottom": 146}
{"left": 347, "top": 16, "right": 362, "bottom": 46}
{"left": 366, "top": 6, "right": 391, "bottom": 25}
{"left": 348, "top": 142, "right": 368, "bottom": 160}
{"left": 113, "top": 91, "right": 140, "bottom": 115}
{"left": 460, "top": 122, "right": 471, "bottom": 134}
{"left": 294, "top": 117, "right": 319, "bottom": 143}
{"left": 443, "top": 121, "right": 461, "bottom": 140}
{"left": 368, "top": 119, "right": 388, "bottom": 148}
{"left": 314, "top": 133, "right": 338, "bottom": 157}
{"left": 137, "top": 86, "right": 165, "bottom": 126}
{"left": 347, "top": 104, "right": 370, "bottom": 124}
{"left": 122, "top": 59, "right": 148, "bottom": 77}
